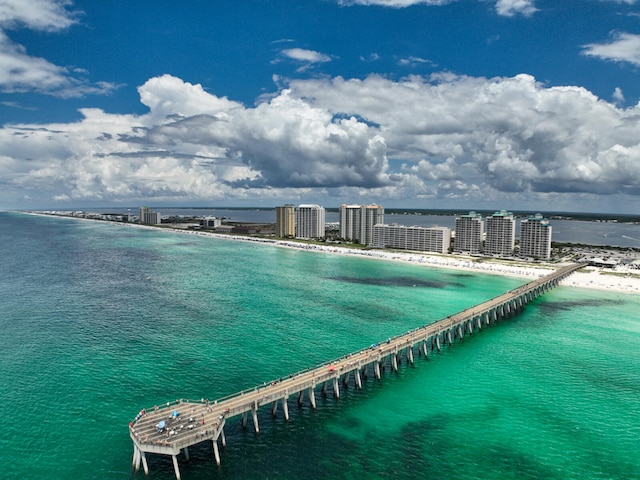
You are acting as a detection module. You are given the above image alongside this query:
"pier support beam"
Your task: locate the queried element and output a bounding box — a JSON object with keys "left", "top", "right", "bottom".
{"left": 308, "top": 387, "right": 316, "bottom": 409}
{"left": 435, "top": 334, "right": 441, "bottom": 352}
{"left": 422, "top": 340, "right": 429, "bottom": 358}
{"left": 391, "top": 353, "right": 398, "bottom": 372}
{"left": 212, "top": 440, "right": 221, "bottom": 466}
{"left": 374, "top": 361, "right": 381, "bottom": 379}
{"left": 183, "top": 447, "right": 189, "bottom": 461}
{"left": 220, "top": 428, "right": 226, "bottom": 448}
{"left": 132, "top": 446, "right": 140, "bottom": 471}
{"left": 172, "top": 455, "right": 181, "bottom": 480}
{"left": 282, "top": 397, "right": 289, "bottom": 421}
{"left": 272, "top": 400, "right": 278, "bottom": 418}
{"left": 251, "top": 405, "right": 260, "bottom": 433}
{"left": 241, "top": 412, "right": 247, "bottom": 429}
{"left": 298, "top": 390, "right": 304, "bottom": 406}
{"left": 141, "top": 451, "right": 149, "bottom": 475}
{"left": 407, "top": 346, "right": 414, "bottom": 365}
{"left": 355, "top": 368, "right": 362, "bottom": 389}
{"left": 446, "top": 330, "right": 452, "bottom": 346}
{"left": 332, "top": 377, "right": 340, "bottom": 398}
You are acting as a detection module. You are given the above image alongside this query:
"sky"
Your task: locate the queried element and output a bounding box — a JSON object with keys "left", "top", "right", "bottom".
{"left": 1, "top": 0, "right": 640, "bottom": 213}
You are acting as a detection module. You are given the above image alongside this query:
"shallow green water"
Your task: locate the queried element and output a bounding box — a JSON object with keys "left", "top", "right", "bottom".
{"left": 1, "top": 212, "right": 639, "bottom": 479}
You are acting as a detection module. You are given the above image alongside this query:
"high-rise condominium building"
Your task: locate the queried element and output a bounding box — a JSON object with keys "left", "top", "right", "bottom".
{"left": 454, "top": 211, "right": 483, "bottom": 254}
{"left": 339, "top": 204, "right": 384, "bottom": 245}
{"left": 519, "top": 213, "right": 552, "bottom": 259}
{"left": 275, "top": 204, "right": 295, "bottom": 238}
{"left": 485, "top": 210, "right": 515, "bottom": 256}
{"left": 139, "top": 206, "right": 161, "bottom": 225}
{"left": 295, "top": 204, "right": 325, "bottom": 239}
{"left": 361, "top": 204, "right": 385, "bottom": 245}
{"left": 373, "top": 224, "right": 451, "bottom": 254}
{"left": 339, "top": 204, "right": 361, "bottom": 242}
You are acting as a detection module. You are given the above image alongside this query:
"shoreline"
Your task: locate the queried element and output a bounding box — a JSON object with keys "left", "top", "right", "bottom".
{"left": 152, "top": 223, "right": 640, "bottom": 296}
{"left": 21, "top": 211, "right": 640, "bottom": 295}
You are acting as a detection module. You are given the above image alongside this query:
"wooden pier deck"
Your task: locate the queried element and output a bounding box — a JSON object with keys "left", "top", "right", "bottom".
{"left": 129, "top": 262, "right": 584, "bottom": 478}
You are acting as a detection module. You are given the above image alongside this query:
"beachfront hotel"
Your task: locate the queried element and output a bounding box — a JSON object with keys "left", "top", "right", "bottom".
{"left": 295, "top": 204, "right": 326, "bottom": 239}
{"left": 519, "top": 213, "right": 552, "bottom": 260}
{"left": 275, "top": 204, "right": 295, "bottom": 238}
{"left": 139, "top": 206, "right": 161, "bottom": 225}
{"left": 372, "top": 224, "right": 451, "bottom": 254}
{"left": 485, "top": 210, "right": 516, "bottom": 256}
{"left": 453, "top": 211, "right": 484, "bottom": 254}
{"left": 339, "top": 204, "right": 384, "bottom": 245}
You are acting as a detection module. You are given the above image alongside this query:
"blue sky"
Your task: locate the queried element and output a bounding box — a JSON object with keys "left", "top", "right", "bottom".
{"left": 1, "top": 0, "right": 640, "bottom": 213}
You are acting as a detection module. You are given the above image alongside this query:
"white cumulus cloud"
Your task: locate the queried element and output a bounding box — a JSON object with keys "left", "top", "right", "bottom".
{"left": 613, "top": 87, "right": 625, "bottom": 103}
{"left": 282, "top": 48, "right": 332, "bottom": 64}
{"left": 495, "top": 0, "right": 537, "bottom": 17}
{"left": 0, "top": 0, "right": 118, "bottom": 97}
{"left": 337, "top": 0, "right": 538, "bottom": 16}
{"left": 2, "top": 72, "right": 640, "bottom": 211}
{"left": 0, "top": 0, "right": 77, "bottom": 30}
{"left": 582, "top": 32, "right": 640, "bottom": 66}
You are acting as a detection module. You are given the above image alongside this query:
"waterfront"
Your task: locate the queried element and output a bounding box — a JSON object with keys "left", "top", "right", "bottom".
{"left": 46, "top": 207, "right": 640, "bottom": 248}
{"left": 1, "top": 211, "right": 639, "bottom": 479}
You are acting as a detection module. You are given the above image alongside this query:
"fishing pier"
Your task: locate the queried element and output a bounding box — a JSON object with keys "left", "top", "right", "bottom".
{"left": 129, "top": 263, "right": 583, "bottom": 479}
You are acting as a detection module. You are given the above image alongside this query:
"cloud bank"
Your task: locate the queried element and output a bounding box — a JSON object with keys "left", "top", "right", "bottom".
{"left": 2, "top": 72, "right": 640, "bottom": 211}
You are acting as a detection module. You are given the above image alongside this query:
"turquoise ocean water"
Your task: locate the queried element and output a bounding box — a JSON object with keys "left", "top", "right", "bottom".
{"left": 1, "top": 212, "right": 639, "bottom": 479}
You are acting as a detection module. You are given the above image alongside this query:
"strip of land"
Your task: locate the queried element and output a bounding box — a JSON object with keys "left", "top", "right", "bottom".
{"left": 22, "top": 211, "right": 640, "bottom": 295}
{"left": 151, "top": 224, "right": 640, "bottom": 295}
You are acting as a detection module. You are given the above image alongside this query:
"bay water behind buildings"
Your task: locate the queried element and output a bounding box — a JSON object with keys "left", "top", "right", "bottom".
{"left": 1, "top": 211, "right": 639, "bottom": 479}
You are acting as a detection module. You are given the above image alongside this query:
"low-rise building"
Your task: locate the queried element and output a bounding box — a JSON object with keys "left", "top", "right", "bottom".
{"left": 373, "top": 224, "right": 451, "bottom": 254}
{"left": 202, "top": 217, "right": 222, "bottom": 228}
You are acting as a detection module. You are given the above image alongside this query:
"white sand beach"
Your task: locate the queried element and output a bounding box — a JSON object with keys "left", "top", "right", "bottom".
{"left": 158, "top": 225, "right": 640, "bottom": 296}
